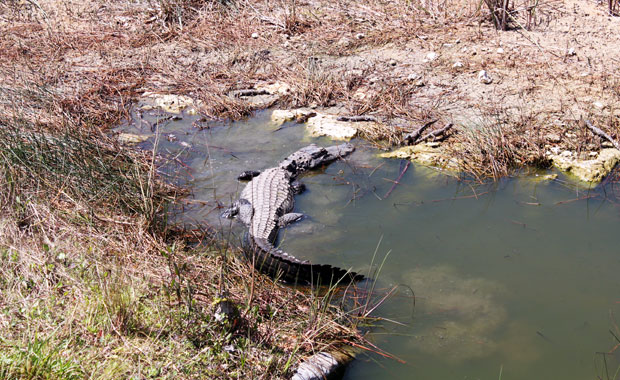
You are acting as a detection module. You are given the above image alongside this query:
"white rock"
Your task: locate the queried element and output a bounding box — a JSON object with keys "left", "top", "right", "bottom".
{"left": 118, "top": 133, "right": 149, "bottom": 144}
{"left": 271, "top": 109, "right": 313, "bottom": 125}
{"left": 478, "top": 70, "right": 493, "bottom": 84}
{"left": 593, "top": 101, "right": 605, "bottom": 109}
{"left": 251, "top": 32, "right": 259, "bottom": 39}
{"left": 355, "top": 33, "right": 365, "bottom": 40}
{"left": 496, "top": 48, "right": 504, "bottom": 53}
{"left": 407, "top": 73, "right": 422, "bottom": 81}
{"left": 452, "top": 61, "right": 464, "bottom": 68}
{"left": 263, "top": 81, "right": 291, "bottom": 95}
{"left": 306, "top": 114, "right": 358, "bottom": 140}
{"left": 140, "top": 92, "right": 196, "bottom": 114}
{"left": 425, "top": 52, "right": 438, "bottom": 62}
{"left": 567, "top": 47, "right": 576, "bottom": 56}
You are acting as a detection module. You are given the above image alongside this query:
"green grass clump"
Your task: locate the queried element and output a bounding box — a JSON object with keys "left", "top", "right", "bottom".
{"left": 0, "top": 338, "right": 83, "bottom": 380}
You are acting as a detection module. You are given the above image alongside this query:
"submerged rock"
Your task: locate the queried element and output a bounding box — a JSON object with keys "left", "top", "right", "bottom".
{"left": 550, "top": 148, "right": 620, "bottom": 182}
{"left": 402, "top": 265, "right": 507, "bottom": 362}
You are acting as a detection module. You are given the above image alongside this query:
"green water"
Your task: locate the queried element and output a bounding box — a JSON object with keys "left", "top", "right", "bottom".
{"left": 118, "top": 109, "right": 620, "bottom": 380}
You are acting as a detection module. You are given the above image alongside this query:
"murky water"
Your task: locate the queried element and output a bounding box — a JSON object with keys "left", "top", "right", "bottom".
{"left": 119, "top": 109, "right": 620, "bottom": 380}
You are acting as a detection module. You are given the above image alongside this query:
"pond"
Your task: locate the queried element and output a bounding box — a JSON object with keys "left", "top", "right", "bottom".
{"left": 119, "top": 109, "right": 620, "bottom": 380}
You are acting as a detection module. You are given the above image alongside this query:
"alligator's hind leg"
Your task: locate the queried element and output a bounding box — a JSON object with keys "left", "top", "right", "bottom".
{"left": 278, "top": 213, "right": 304, "bottom": 227}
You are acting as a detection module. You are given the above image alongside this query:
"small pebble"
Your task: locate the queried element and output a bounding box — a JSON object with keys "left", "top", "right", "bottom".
{"left": 496, "top": 48, "right": 504, "bottom": 53}
{"left": 355, "top": 33, "right": 365, "bottom": 40}
{"left": 425, "top": 52, "right": 438, "bottom": 62}
{"left": 593, "top": 101, "right": 604, "bottom": 109}
{"left": 567, "top": 47, "right": 576, "bottom": 56}
{"left": 407, "top": 73, "right": 421, "bottom": 81}
{"left": 478, "top": 70, "right": 493, "bottom": 84}
{"left": 251, "top": 32, "right": 259, "bottom": 39}
{"left": 453, "top": 61, "right": 463, "bottom": 68}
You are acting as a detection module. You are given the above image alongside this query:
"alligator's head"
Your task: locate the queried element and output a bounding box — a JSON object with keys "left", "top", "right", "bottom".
{"left": 278, "top": 143, "right": 355, "bottom": 177}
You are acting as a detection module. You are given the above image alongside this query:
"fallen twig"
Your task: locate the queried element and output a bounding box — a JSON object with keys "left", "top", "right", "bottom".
{"left": 584, "top": 119, "right": 620, "bottom": 151}
{"left": 383, "top": 161, "right": 411, "bottom": 199}
{"left": 234, "top": 89, "right": 270, "bottom": 97}
{"left": 336, "top": 115, "right": 378, "bottom": 122}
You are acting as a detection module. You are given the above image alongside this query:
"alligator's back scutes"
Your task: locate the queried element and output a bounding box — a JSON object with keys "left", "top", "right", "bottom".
{"left": 223, "top": 143, "right": 362, "bottom": 285}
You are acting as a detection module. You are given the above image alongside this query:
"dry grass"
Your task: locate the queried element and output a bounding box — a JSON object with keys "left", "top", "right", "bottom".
{"left": 0, "top": 2, "right": 376, "bottom": 376}
{"left": 0, "top": 119, "right": 366, "bottom": 379}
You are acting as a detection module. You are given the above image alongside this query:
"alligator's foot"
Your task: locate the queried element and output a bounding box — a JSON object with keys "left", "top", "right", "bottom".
{"left": 237, "top": 170, "right": 261, "bottom": 181}
{"left": 291, "top": 180, "right": 305, "bottom": 194}
{"left": 278, "top": 213, "right": 304, "bottom": 227}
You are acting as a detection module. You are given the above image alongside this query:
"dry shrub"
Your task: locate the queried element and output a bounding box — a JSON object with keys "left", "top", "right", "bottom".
{"left": 448, "top": 112, "right": 549, "bottom": 180}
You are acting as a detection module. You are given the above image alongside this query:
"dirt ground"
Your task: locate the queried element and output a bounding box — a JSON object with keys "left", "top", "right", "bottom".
{"left": 3, "top": 0, "right": 620, "bottom": 180}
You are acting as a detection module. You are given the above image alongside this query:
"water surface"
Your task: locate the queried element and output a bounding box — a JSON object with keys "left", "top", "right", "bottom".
{"left": 118, "top": 109, "right": 620, "bottom": 380}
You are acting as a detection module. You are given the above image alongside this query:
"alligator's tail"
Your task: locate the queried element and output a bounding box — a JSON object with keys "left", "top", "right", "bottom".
{"left": 243, "top": 237, "right": 363, "bottom": 285}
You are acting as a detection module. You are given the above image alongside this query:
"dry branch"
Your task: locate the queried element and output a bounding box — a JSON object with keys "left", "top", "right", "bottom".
{"left": 418, "top": 123, "right": 454, "bottom": 143}
{"left": 402, "top": 119, "right": 438, "bottom": 145}
{"left": 584, "top": 119, "right": 620, "bottom": 151}
{"left": 336, "top": 115, "right": 378, "bottom": 122}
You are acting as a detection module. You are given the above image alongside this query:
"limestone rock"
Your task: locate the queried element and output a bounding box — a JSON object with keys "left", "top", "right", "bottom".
{"left": 271, "top": 109, "right": 315, "bottom": 125}
{"left": 380, "top": 144, "right": 459, "bottom": 169}
{"left": 118, "top": 133, "right": 149, "bottom": 144}
{"left": 550, "top": 148, "right": 620, "bottom": 182}
{"left": 262, "top": 81, "right": 292, "bottom": 96}
{"left": 140, "top": 92, "right": 197, "bottom": 114}
{"left": 306, "top": 114, "right": 359, "bottom": 140}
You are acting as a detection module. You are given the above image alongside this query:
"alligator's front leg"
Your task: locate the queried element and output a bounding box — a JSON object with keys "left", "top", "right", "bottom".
{"left": 221, "top": 202, "right": 240, "bottom": 218}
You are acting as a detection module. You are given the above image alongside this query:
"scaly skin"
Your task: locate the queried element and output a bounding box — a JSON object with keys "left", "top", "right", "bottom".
{"left": 223, "top": 143, "right": 363, "bottom": 285}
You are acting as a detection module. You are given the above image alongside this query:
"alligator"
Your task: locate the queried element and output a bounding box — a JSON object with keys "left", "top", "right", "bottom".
{"left": 222, "top": 143, "right": 363, "bottom": 285}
